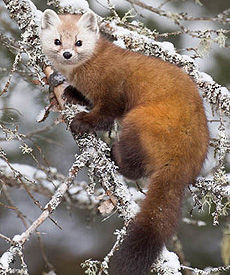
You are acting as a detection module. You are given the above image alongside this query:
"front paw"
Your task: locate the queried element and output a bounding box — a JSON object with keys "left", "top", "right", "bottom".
{"left": 63, "top": 85, "right": 80, "bottom": 105}
{"left": 70, "top": 112, "right": 95, "bottom": 134}
{"left": 63, "top": 86, "right": 92, "bottom": 110}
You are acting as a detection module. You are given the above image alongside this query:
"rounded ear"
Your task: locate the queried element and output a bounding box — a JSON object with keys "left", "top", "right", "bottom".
{"left": 41, "top": 9, "right": 61, "bottom": 29}
{"left": 77, "top": 12, "right": 99, "bottom": 34}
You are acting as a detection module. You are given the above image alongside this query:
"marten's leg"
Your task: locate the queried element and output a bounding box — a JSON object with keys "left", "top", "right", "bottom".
{"left": 63, "top": 85, "right": 93, "bottom": 109}
{"left": 112, "top": 120, "right": 147, "bottom": 180}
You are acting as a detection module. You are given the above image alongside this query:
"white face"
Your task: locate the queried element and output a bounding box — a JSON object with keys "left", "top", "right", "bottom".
{"left": 40, "top": 10, "right": 99, "bottom": 69}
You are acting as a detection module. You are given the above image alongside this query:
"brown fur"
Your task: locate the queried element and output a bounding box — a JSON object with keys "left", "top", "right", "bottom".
{"left": 53, "top": 23, "right": 209, "bottom": 274}
{"left": 63, "top": 85, "right": 92, "bottom": 108}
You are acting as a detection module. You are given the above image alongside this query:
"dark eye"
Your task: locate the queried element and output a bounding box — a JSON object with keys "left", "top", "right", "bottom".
{"left": 75, "top": 40, "right": 82, "bottom": 47}
{"left": 54, "top": 39, "right": 61, "bottom": 46}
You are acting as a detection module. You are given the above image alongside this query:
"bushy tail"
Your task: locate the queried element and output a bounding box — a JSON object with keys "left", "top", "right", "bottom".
{"left": 110, "top": 173, "right": 187, "bottom": 275}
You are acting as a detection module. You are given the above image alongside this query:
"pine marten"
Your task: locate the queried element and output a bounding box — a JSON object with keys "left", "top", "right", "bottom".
{"left": 40, "top": 10, "right": 209, "bottom": 275}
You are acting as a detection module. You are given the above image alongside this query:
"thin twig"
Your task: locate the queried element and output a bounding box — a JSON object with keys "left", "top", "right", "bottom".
{"left": 0, "top": 233, "right": 12, "bottom": 244}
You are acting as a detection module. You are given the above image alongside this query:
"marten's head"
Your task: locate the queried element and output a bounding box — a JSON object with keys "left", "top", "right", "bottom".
{"left": 40, "top": 10, "right": 99, "bottom": 67}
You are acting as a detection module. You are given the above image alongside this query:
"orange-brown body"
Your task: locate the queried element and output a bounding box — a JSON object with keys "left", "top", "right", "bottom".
{"left": 41, "top": 12, "right": 209, "bottom": 275}
{"left": 66, "top": 38, "right": 209, "bottom": 275}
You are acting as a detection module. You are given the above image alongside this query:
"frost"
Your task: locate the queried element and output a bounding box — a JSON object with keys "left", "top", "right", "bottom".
{"left": 215, "top": 31, "right": 226, "bottom": 48}
{"left": 113, "top": 38, "right": 126, "bottom": 49}
{"left": 219, "top": 87, "right": 230, "bottom": 97}
{"left": 28, "top": 0, "right": 42, "bottom": 23}
{"left": 131, "top": 20, "right": 139, "bottom": 26}
{"left": 223, "top": 185, "right": 230, "bottom": 196}
{"left": 198, "top": 72, "right": 214, "bottom": 83}
{"left": 59, "top": 0, "right": 89, "bottom": 10}
{"left": 0, "top": 252, "right": 13, "bottom": 269}
{"left": 152, "top": 246, "right": 182, "bottom": 275}
{"left": 19, "top": 143, "right": 33, "bottom": 154}
{"left": 180, "top": 54, "right": 195, "bottom": 64}
{"left": 129, "top": 186, "right": 145, "bottom": 201}
{"left": 197, "top": 38, "right": 212, "bottom": 57}
{"left": 161, "top": 42, "right": 176, "bottom": 54}
{"left": 36, "top": 108, "right": 46, "bottom": 122}
{"left": 12, "top": 235, "right": 22, "bottom": 242}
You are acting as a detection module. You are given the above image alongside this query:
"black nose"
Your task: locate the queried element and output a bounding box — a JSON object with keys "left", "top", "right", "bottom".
{"left": 63, "top": 52, "right": 72, "bottom": 59}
